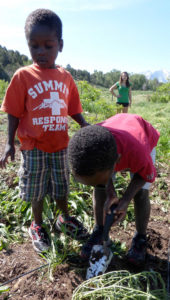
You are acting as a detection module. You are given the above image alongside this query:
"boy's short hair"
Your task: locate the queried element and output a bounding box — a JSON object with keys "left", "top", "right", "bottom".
{"left": 68, "top": 125, "right": 118, "bottom": 176}
{"left": 25, "top": 8, "right": 62, "bottom": 41}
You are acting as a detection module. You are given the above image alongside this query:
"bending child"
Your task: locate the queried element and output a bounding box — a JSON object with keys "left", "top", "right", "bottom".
{"left": 68, "top": 113, "right": 160, "bottom": 265}
{"left": 0, "top": 9, "right": 89, "bottom": 252}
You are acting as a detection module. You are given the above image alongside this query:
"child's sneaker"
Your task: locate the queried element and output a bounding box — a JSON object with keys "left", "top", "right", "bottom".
{"left": 81, "top": 225, "right": 111, "bottom": 259}
{"left": 29, "top": 221, "right": 50, "bottom": 252}
{"left": 55, "top": 215, "right": 89, "bottom": 241}
{"left": 126, "top": 233, "right": 147, "bottom": 265}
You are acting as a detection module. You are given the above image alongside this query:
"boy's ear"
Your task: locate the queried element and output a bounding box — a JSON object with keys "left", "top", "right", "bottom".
{"left": 59, "top": 39, "right": 63, "bottom": 52}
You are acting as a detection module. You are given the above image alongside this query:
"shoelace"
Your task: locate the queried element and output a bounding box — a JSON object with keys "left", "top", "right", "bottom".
{"left": 34, "top": 226, "right": 46, "bottom": 241}
{"left": 74, "top": 219, "right": 87, "bottom": 233}
{"left": 65, "top": 217, "right": 87, "bottom": 233}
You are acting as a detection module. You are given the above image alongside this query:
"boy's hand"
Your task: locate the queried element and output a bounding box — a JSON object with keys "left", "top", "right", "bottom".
{"left": 0, "top": 144, "right": 15, "bottom": 168}
{"left": 111, "top": 198, "right": 129, "bottom": 226}
{"left": 103, "top": 197, "right": 129, "bottom": 226}
{"left": 103, "top": 196, "right": 119, "bottom": 224}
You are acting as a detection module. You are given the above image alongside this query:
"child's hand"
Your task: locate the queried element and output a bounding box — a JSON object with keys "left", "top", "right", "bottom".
{"left": 103, "top": 197, "right": 129, "bottom": 226}
{"left": 111, "top": 198, "right": 129, "bottom": 226}
{"left": 0, "top": 144, "right": 15, "bottom": 168}
{"left": 103, "top": 196, "right": 119, "bottom": 224}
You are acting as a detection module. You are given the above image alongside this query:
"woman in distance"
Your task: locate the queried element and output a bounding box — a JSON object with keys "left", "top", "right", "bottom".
{"left": 110, "top": 71, "right": 132, "bottom": 113}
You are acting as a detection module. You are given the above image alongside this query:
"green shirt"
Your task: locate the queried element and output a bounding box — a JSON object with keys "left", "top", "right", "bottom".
{"left": 116, "top": 82, "right": 131, "bottom": 103}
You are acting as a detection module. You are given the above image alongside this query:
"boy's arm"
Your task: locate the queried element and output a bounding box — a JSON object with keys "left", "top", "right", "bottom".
{"left": 121, "top": 173, "right": 145, "bottom": 203}
{"left": 71, "top": 113, "right": 89, "bottom": 127}
{"left": 103, "top": 178, "right": 119, "bottom": 223}
{"left": 0, "top": 114, "right": 19, "bottom": 168}
{"left": 112, "top": 173, "right": 145, "bottom": 225}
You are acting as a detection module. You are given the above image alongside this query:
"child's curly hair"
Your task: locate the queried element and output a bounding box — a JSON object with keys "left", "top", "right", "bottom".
{"left": 25, "top": 8, "right": 62, "bottom": 41}
{"left": 68, "top": 125, "right": 118, "bottom": 176}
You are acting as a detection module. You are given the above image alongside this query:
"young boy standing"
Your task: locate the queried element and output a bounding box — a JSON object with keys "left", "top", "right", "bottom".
{"left": 68, "top": 113, "right": 160, "bottom": 265}
{"left": 0, "top": 9, "right": 89, "bottom": 252}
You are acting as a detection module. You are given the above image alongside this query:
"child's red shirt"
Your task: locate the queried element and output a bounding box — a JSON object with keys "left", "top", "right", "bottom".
{"left": 1, "top": 64, "right": 83, "bottom": 152}
{"left": 98, "top": 114, "right": 160, "bottom": 182}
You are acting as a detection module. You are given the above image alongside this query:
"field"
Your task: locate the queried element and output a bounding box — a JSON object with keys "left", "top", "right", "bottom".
{"left": 0, "top": 86, "right": 170, "bottom": 299}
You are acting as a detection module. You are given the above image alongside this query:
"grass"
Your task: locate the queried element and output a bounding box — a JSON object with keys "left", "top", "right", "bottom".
{"left": 72, "top": 270, "right": 167, "bottom": 300}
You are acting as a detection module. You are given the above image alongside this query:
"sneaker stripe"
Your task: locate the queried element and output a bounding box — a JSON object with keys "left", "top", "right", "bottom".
{"left": 29, "top": 222, "right": 50, "bottom": 252}
{"left": 56, "top": 215, "right": 89, "bottom": 240}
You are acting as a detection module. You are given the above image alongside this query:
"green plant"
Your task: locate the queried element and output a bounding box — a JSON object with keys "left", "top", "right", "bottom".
{"left": 76, "top": 81, "right": 123, "bottom": 119}
{"left": 0, "top": 285, "right": 10, "bottom": 295}
{"left": 72, "top": 270, "right": 167, "bottom": 300}
{"left": 0, "top": 79, "right": 8, "bottom": 103}
{"left": 77, "top": 81, "right": 101, "bottom": 113}
{"left": 149, "top": 82, "right": 170, "bottom": 103}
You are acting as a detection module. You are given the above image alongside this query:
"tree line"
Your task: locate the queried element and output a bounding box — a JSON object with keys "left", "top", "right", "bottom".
{"left": 0, "top": 45, "right": 31, "bottom": 81}
{"left": 0, "top": 45, "right": 160, "bottom": 91}
{"left": 66, "top": 64, "right": 160, "bottom": 91}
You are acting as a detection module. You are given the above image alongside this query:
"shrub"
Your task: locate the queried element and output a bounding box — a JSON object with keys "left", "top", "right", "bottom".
{"left": 77, "top": 80, "right": 122, "bottom": 118}
{"left": 0, "top": 79, "right": 8, "bottom": 103}
{"left": 149, "top": 82, "right": 170, "bottom": 103}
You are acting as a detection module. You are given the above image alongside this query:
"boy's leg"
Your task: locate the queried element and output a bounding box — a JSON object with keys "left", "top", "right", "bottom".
{"left": 126, "top": 188, "right": 150, "bottom": 265}
{"left": 81, "top": 185, "right": 112, "bottom": 259}
{"left": 50, "top": 150, "right": 69, "bottom": 221}
{"left": 129, "top": 147, "right": 155, "bottom": 229}
{"left": 51, "top": 149, "right": 89, "bottom": 240}
{"left": 19, "top": 149, "right": 50, "bottom": 252}
{"left": 32, "top": 200, "right": 44, "bottom": 225}
{"left": 93, "top": 185, "right": 107, "bottom": 226}
{"left": 132, "top": 148, "right": 155, "bottom": 236}
{"left": 134, "top": 189, "right": 150, "bottom": 235}
{"left": 93, "top": 178, "right": 116, "bottom": 226}
{"left": 126, "top": 148, "right": 156, "bottom": 264}
{"left": 56, "top": 198, "right": 89, "bottom": 241}
{"left": 55, "top": 196, "right": 69, "bottom": 217}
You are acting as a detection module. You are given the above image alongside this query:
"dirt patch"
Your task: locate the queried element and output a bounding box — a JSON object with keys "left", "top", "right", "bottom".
{"left": 0, "top": 241, "right": 84, "bottom": 300}
{"left": 108, "top": 205, "right": 169, "bottom": 281}
{"left": 0, "top": 132, "right": 170, "bottom": 299}
{"left": 0, "top": 207, "right": 169, "bottom": 300}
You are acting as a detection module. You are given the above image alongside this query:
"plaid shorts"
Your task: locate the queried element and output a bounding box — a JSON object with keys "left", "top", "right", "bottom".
{"left": 18, "top": 148, "right": 69, "bottom": 202}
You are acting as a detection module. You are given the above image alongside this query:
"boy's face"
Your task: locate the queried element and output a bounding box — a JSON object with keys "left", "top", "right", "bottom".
{"left": 73, "top": 168, "right": 114, "bottom": 187}
{"left": 27, "top": 24, "right": 63, "bottom": 69}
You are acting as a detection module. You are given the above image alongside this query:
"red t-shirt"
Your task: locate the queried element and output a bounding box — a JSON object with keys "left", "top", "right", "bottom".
{"left": 97, "top": 114, "right": 160, "bottom": 182}
{"left": 1, "top": 64, "right": 83, "bottom": 152}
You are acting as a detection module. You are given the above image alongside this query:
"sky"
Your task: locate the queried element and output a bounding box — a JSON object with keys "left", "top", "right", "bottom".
{"left": 0, "top": 0, "right": 170, "bottom": 74}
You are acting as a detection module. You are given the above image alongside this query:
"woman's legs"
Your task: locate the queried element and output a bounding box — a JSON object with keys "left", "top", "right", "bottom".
{"left": 123, "top": 106, "right": 128, "bottom": 113}
{"left": 116, "top": 103, "right": 129, "bottom": 113}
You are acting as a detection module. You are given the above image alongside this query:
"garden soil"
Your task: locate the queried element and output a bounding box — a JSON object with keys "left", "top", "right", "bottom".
{"left": 0, "top": 137, "right": 169, "bottom": 300}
